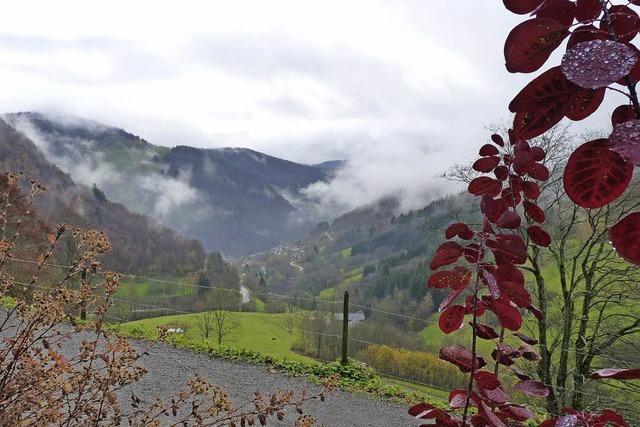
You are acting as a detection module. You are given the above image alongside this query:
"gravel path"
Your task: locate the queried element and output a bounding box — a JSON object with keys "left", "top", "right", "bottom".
{"left": 125, "top": 340, "right": 415, "bottom": 426}
{"left": 1, "top": 309, "right": 415, "bottom": 426}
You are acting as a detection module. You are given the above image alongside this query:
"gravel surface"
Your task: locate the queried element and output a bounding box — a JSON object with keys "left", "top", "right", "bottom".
{"left": 1, "top": 311, "right": 415, "bottom": 426}
{"left": 126, "top": 340, "right": 415, "bottom": 427}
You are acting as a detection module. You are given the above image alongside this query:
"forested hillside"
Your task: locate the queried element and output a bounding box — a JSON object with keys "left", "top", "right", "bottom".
{"left": 0, "top": 118, "right": 205, "bottom": 273}
{"left": 4, "top": 112, "right": 339, "bottom": 255}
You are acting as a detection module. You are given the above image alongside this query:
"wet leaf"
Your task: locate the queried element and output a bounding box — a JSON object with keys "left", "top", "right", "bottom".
{"left": 561, "top": 40, "right": 637, "bottom": 89}
{"left": 609, "top": 212, "right": 640, "bottom": 265}
{"left": 609, "top": 119, "right": 640, "bottom": 165}
{"left": 563, "top": 139, "right": 633, "bottom": 208}
{"left": 514, "top": 380, "right": 550, "bottom": 397}
{"left": 439, "top": 305, "right": 466, "bottom": 334}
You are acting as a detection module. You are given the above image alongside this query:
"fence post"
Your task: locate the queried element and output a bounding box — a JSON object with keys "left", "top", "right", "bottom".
{"left": 341, "top": 291, "right": 349, "bottom": 365}
{"left": 80, "top": 269, "right": 87, "bottom": 321}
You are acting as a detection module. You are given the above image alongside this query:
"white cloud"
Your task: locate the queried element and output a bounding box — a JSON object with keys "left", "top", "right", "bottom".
{"left": 0, "top": 0, "right": 626, "bottom": 213}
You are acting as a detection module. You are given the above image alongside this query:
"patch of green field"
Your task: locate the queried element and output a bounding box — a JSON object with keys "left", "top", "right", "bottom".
{"left": 318, "top": 286, "right": 336, "bottom": 300}
{"left": 381, "top": 375, "right": 448, "bottom": 402}
{"left": 121, "top": 311, "right": 311, "bottom": 362}
{"left": 254, "top": 297, "right": 266, "bottom": 312}
{"left": 341, "top": 247, "right": 352, "bottom": 259}
{"left": 420, "top": 316, "right": 495, "bottom": 355}
{"left": 116, "top": 278, "right": 195, "bottom": 299}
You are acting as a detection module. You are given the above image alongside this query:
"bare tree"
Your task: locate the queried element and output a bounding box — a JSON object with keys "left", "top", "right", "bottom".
{"left": 442, "top": 124, "right": 640, "bottom": 418}
{"left": 196, "top": 287, "right": 241, "bottom": 345}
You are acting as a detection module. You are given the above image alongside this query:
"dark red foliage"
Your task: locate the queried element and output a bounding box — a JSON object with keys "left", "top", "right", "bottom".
{"left": 514, "top": 331, "right": 538, "bottom": 345}
{"left": 500, "top": 404, "right": 534, "bottom": 422}
{"left": 439, "top": 305, "right": 466, "bottom": 334}
{"left": 430, "top": 242, "right": 463, "bottom": 270}
{"left": 611, "top": 104, "right": 637, "bottom": 125}
{"left": 523, "top": 200, "right": 545, "bottom": 223}
{"left": 536, "top": 0, "right": 575, "bottom": 26}
{"left": 445, "top": 222, "right": 474, "bottom": 240}
{"left": 488, "top": 234, "right": 527, "bottom": 265}
{"left": 590, "top": 368, "right": 640, "bottom": 380}
{"left": 561, "top": 40, "right": 637, "bottom": 89}
{"left": 566, "top": 87, "right": 605, "bottom": 121}
{"left": 468, "top": 177, "right": 502, "bottom": 197}
{"left": 575, "top": 0, "right": 602, "bottom": 22}
{"left": 527, "top": 225, "right": 552, "bottom": 247}
{"left": 600, "top": 5, "right": 640, "bottom": 43}
{"left": 473, "top": 156, "right": 500, "bottom": 173}
{"left": 563, "top": 140, "right": 633, "bottom": 208}
{"left": 497, "top": 211, "right": 521, "bottom": 229}
{"left": 510, "top": 67, "right": 577, "bottom": 140}
{"left": 521, "top": 180, "right": 541, "bottom": 200}
{"left": 494, "top": 165, "right": 509, "bottom": 181}
{"left": 474, "top": 371, "right": 501, "bottom": 390}
{"left": 608, "top": 212, "right": 640, "bottom": 265}
{"left": 408, "top": 402, "right": 449, "bottom": 420}
{"left": 479, "top": 144, "right": 500, "bottom": 156}
{"left": 491, "top": 133, "right": 505, "bottom": 146}
{"left": 504, "top": 19, "right": 569, "bottom": 73}
{"left": 474, "top": 323, "right": 499, "bottom": 340}
{"left": 439, "top": 345, "right": 486, "bottom": 373}
{"left": 502, "top": 0, "right": 542, "bottom": 14}
{"left": 527, "top": 162, "right": 550, "bottom": 180}
{"left": 567, "top": 25, "right": 608, "bottom": 49}
{"left": 489, "top": 299, "right": 523, "bottom": 331}
{"left": 514, "top": 379, "right": 550, "bottom": 397}
{"left": 609, "top": 119, "right": 640, "bottom": 166}
{"left": 465, "top": 296, "right": 486, "bottom": 316}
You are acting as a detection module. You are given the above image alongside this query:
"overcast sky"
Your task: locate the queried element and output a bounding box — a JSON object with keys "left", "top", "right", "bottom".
{"left": 0, "top": 1, "right": 622, "bottom": 210}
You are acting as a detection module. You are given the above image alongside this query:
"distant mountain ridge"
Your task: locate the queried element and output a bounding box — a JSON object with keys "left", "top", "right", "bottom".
{"left": 4, "top": 112, "right": 343, "bottom": 256}
{"left": 0, "top": 117, "right": 205, "bottom": 273}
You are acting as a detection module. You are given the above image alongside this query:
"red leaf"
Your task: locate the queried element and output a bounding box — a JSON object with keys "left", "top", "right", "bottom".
{"left": 439, "top": 305, "right": 466, "bottom": 334}
{"left": 519, "top": 343, "right": 542, "bottom": 361}
{"left": 475, "top": 323, "right": 499, "bottom": 340}
{"left": 504, "top": 18, "right": 569, "bottom": 73}
{"left": 469, "top": 177, "right": 502, "bottom": 197}
{"left": 473, "top": 156, "right": 501, "bottom": 173}
{"left": 491, "top": 133, "right": 505, "bottom": 147}
{"left": 479, "top": 143, "right": 500, "bottom": 156}
{"left": 488, "top": 234, "right": 527, "bottom": 265}
{"left": 510, "top": 67, "right": 577, "bottom": 140}
{"left": 521, "top": 180, "right": 541, "bottom": 200}
{"left": 489, "top": 299, "right": 523, "bottom": 331}
{"left": 439, "top": 345, "right": 485, "bottom": 373}
{"left": 465, "top": 296, "right": 486, "bottom": 316}
{"left": 600, "top": 5, "right": 640, "bottom": 43}
{"left": 474, "top": 371, "right": 501, "bottom": 390}
{"left": 497, "top": 211, "right": 521, "bottom": 229}
{"left": 478, "top": 400, "right": 507, "bottom": 427}
{"left": 527, "top": 162, "right": 550, "bottom": 181}
{"left": 514, "top": 331, "right": 538, "bottom": 345}
{"left": 611, "top": 105, "right": 637, "bottom": 126}
{"left": 408, "top": 402, "right": 447, "bottom": 419}
{"left": 536, "top": 0, "right": 575, "bottom": 26}
{"left": 500, "top": 404, "right": 534, "bottom": 422}
{"left": 481, "top": 386, "right": 510, "bottom": 404}
{"left": 511, "top": 367, "right": 532, "bottom": 381}
{"left": 594, "top": 409, "right": 629, "bottom": 426}
{"left": 575, "top": 0, "right": 602, "bottom": 22}
{"left": 528, "top": 225, "right": 552, "bottom": 247}
{"left": 566, "top": 87, "right": 605, "bottom": 121}
{"left": 561, "top": 40, "right": 638, "bottom": 89}
{"left": 567, "top": 25, "right": 608, "bottom": 49}
{"left": 445, "top": 222, "right": 474, "bottom": 240}
{"left": 448, "top": 389, "right": 473, "bottom": 409}
{"left": 514, "top": 380, "right": 550, "bottom": 397}
{"left": 430, "top": 242, "right": 463, "bottom": 270}
{"left": 531, "top": 146, "right": 546, "bottom": 161}
{"left": 609, "top": 119, "right": 640, "bottom": 166}
{"left": 563, "top": 140, "right": 633, "bottom": 208}
{"left": 609, "top": 212, "right": 640, "bottom": 265}
{"left": 528, "top": 304, "right": 544, "bottom": 321}
{"left": 494, "top": 165, "right": 509, "bottom": 181}
{"left": 428, "top": 270, "right": 457, "bottom": 289}
{"left": 464, "top": 243, "right": 483, "bottom": 263}
{"left": 503, "top": 0, "right": 543, "bottom": 14}
{"left": 523, "top": 200, "right": 546, "bottom": 223}
{"left": 439, "top": 287, "right": 465, "bottom": 312}
{"left": 481, "top": 195, "right": 509, "bottom": 223}
{"left": 482, "top": 267, "right": 501, "bottom": 299}
{"left": 496, "top": 273, "right": 531, "bottom": 308}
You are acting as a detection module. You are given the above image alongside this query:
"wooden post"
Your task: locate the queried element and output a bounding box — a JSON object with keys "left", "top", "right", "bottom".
{"left": 80, "top": 269, "right": 87, "bottom": 321}
{"left": 341, "top": 291, "right": 349, "bottom": 365}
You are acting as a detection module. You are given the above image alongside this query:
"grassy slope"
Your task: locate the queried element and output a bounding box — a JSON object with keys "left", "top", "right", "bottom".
{"left": 121, "top": 311, "right": 311, "bottom": 362}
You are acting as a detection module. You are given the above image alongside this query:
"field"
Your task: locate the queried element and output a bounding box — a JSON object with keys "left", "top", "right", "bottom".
{"left": 119, "top": 311, "right": 312, "bottom": 362}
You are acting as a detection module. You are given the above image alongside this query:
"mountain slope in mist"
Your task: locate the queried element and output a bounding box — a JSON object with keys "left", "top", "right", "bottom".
{"left": 0, "top": 117, "right": 205, "bottom": 273}
{"left": 4, "top": 112, "right": 340, "bottom": 256}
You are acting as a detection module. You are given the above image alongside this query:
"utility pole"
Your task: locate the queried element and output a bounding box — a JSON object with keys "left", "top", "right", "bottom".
{"left": 341, "top": 291, "right": 349, "bottom": 365}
